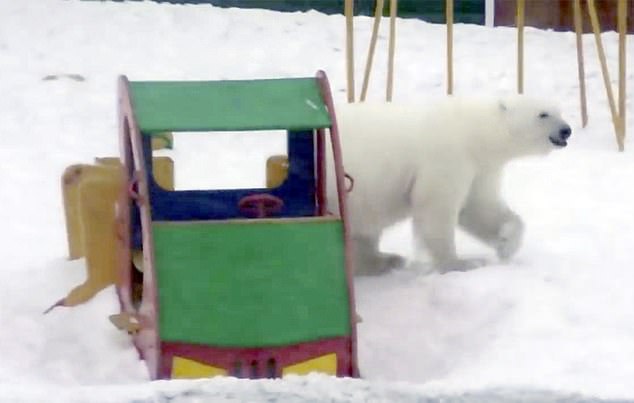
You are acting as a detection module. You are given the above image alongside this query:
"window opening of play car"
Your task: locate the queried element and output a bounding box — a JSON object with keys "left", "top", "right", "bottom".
{"left": 153, "top": 130, "right": 287, "bottom": 191}
{"left": 146, "top": 129, "right": 328, "bottom": 221}
{"left": 121, "top": 120, "right": 141, "bottom": 310}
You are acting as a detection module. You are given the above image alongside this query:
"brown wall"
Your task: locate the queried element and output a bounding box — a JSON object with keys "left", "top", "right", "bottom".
{"left": 495, "top": 0, "right": 633, "bottom": 33}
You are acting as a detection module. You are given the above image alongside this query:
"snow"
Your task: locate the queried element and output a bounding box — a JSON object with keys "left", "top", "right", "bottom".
{"left": 1, "top": 0, "right": 633, "bottom": 401}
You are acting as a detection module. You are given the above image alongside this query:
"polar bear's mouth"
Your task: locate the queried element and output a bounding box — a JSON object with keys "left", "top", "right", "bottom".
{"left": 549, "top": 125, "right": 571, "bottom": 147}
{"left": 549, "top": 136, "right": 567, "bottom": 147}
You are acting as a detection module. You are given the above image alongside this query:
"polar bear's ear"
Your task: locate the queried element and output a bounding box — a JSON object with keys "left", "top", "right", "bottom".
{"left": 498, "top": 101, "right": 507, "bottom": 112}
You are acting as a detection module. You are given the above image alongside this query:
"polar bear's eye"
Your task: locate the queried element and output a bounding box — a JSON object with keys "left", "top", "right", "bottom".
{"left": 538, "top": 112, "right": 550, "bottom": 119}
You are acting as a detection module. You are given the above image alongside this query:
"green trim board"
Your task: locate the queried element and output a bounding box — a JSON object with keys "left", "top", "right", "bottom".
{"left": 152, "top": 218, "right": 349, "bottom": 347}
{"left": 129, "top": 78, "right": 332, "bottom": 133}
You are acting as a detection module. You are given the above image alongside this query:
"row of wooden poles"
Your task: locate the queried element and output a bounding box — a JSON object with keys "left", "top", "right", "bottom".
{"left": 344, "top": 0, "right": 628, "bottom": 151}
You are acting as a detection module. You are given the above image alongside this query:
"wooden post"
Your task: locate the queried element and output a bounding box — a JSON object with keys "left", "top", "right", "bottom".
{"left": 588, "top": 0, "right": 621, "bottom": 150}
{"left": 386, "top": 0, "right": 398, "bottom": 101}
{"left": 485, "top": 0, "right": 495, "bottom": 27}
{"left": 446, "top": 0, "right": 454, "bottom": 95}
{"left": 617, "top": 0, "right": 627, "bottom": 150}
{"left": 573, "top": 0, "right": 588, "bottom": 127}
{"left": 516, "top": 0, "right": 525, "bottom": 94}
{"left": 360, "top": 0, "right": 385, "bottom": 102}
{"left": 345, "top": 0, "right": 355, "bottom": 103}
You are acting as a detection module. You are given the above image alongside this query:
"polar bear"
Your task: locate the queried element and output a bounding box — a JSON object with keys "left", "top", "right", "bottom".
{"left": 327, "top": 96, "right": 571, "bottom": 275}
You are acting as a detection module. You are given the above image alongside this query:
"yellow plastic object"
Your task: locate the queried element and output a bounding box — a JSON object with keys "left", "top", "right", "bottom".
{"left": 62, "top": 165, "right": 88, "bottom": 260}
{"left": 282, "top": 353, "right": 337, "bottom": 376}
{"left": 59, "top": 156, "right": 173, "bottom": 308}
{"left": 96, "top": 156, "right": 174, "bottom": 190}
{"left": 131, "top": 249, "right": 144, "bottom": 272}
{"left": 266, "top": 155, "right": 289, "bottom": 188}
{"left": 108, "top": 312, "right": 141, "bottom": 334}
{"left": 171, "top": 357, "right": 227, "bottom": 379}
{"left": 150, "top": 156, "right": 174, "bottom": 190}
{"left": 60, "top": 163, "right": 124, "bottom": 306}
{"left": 151, "top": 132, "right": 174, "bottom": 150}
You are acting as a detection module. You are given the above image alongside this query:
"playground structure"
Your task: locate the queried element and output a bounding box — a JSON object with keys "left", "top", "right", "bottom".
{"left": 55, "top": 71, "right": 359, "bottom": 380}
{"left": 344, "top": 0, "right": 628, "bottom": 150}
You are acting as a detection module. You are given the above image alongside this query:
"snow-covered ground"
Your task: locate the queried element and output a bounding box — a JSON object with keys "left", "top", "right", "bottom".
{"left": 1, "top": 1, "right": 633, "bottom": 401}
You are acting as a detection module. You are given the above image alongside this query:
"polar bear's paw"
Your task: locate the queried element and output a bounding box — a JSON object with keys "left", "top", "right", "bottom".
{"left": 354, "top": 251, "right": 405, "bottom": 276}
{"left": 408, "top": 258, "right": 488, "bottom": 274}
{"left": 495, "top": 216, "right": 524, "bottom": 261}
{"left": 435, "top": 257, "right": 488, "bottom": 274}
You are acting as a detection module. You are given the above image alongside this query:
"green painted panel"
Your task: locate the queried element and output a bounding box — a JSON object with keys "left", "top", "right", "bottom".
{"left": 129, "top": 78, "right": 331, "bottom": 132}
{"left": 152, "top": 219, "right": 350, "bottom": 347}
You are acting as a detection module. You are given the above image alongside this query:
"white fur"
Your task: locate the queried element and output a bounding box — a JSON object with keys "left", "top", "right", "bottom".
{"left": 327, "top": 96, "right": 570, "bottom": 275}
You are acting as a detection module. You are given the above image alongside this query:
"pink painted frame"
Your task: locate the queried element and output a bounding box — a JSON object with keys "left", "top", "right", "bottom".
{"left": 315, "top": 70, "right": 359, "bottom": 377}
{"left": 117, "top": 76, "right": 161, "bottom": 379}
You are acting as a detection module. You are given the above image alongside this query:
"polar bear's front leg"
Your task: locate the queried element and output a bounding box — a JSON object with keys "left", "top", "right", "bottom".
{"left": 458, "top": 171, "right": 525, "bottom": 261}
{"left": 494, "top": 214, "right": 524, "bottom": 260}
{"left": 410, "top": 171, "right": 483, "bottom": 273}
{"left": 413, "top": 211, "right": 486, "bottom": 273}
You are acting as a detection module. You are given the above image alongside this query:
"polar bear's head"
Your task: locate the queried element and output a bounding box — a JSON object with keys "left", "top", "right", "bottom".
{"left": 498, "top": 96, "right": 572, "bottom": 157}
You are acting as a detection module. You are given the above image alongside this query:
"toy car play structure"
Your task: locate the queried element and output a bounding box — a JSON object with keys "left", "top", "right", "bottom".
{"left": 54, "top": 70, "right": 359, "bottom": 379}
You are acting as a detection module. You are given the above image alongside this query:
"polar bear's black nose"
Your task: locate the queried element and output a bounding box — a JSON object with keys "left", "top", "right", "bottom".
{"left": 559, "top": 125, "right": 572, "bottom": 139}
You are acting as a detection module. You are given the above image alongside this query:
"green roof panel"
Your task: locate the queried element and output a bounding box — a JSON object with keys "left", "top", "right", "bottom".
{"left": 129, "top": 78, "right": 331, "bottom": 133}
